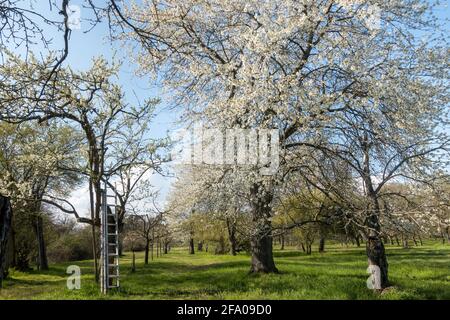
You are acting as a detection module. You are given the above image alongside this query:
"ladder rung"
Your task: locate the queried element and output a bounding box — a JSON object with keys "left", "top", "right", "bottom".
{"left": 102, "top": 187, "right": 120, "bottom": 290}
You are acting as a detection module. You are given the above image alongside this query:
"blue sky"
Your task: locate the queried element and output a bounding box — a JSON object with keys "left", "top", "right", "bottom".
{"left": 9, "top": 1, "right": 177, "bottom": 216}
{"left": 5, "top": 0, "right": 450, "bottom": 217}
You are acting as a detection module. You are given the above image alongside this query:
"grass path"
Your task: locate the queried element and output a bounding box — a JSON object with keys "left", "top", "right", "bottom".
{"left": 1, "top": 242, "right": 449, "bottom": 300}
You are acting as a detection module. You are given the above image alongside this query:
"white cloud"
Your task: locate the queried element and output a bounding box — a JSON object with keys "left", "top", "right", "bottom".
{"left": 67, "top": 184, "right": 91, "bottom": 218}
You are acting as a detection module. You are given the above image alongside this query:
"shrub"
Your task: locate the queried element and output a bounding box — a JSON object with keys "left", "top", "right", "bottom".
{"left": 47, "top": 227, "right": 93, "bottom": 263}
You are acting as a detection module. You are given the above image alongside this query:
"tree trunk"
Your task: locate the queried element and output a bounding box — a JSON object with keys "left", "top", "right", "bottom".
{"left": 229, "top": 236, "right": 237, "bottom": 256}
{"left": 144, "top": 241, "right": 149, "bottom": 265}
{"left": 33, "top": 215, "right": 48, "bottom": 271}
{"left": 362, "top": 141, "right": 389, "bottom": 289}
{"left": 156, "top": 239, "right": 160, "bottom": 258}
{"left": 88, "top": 179, "right": 99, "bottom": 282}
{"left": 189, "top": 238, "right": 195, "bottom": 254}
{"left": 118, "top": 235, "right": 124, "bottom": 256}
{"left": 250, "top": 223, "right": 277, "bottom": 272}
{"left": 300, "top": 243, "right": 306, "bottom": 252}
{"left": 118, "top": 219, "right": 124, "bottom": 256}
{"left": 366, "top": 235, "right": 389, "bottom": 289}
{"left": 249, "top": 183, "right": 277, "bottom": 273}
{"left": 365, "top": 203, "right": 389, "bottom": 289}
{"left": 389, "top": 236, "right": 394, "bottom": 245}
{"left": 131, "top": 251, "right": 136, "bottom": 272}
{"left": 0, "top": 196, "right": 13, "bottom": 288}
{"left": 164, "top": 241, "right": 169, "bottom": 254}
{"left": 319, "top": 237, "right": 325, "bottom": 253}
{"left": 402, "top": 236, "right": 409, "bottom": 248}
{"left": 151, "top": 241, "right": 154, "bottom": 261}
{"left": 197, "top": 240, "right": 203, "bottom": 252}
{"left": 446, "top": 226, "right": 450, "bottom": 244}
{"left": 280, "top": 234, "right": 285, "bottom": 250}
{"left": 226, "top": 218, "right": 237, "bottom": 256}
{"left": 5, "top": 223, "right": 15, "bottom": 271}
{"left": 355, "top": 235, "right": 361, "bottom": 247}
{"left": 215, "top": 235, "right": 227, "bottom": 254}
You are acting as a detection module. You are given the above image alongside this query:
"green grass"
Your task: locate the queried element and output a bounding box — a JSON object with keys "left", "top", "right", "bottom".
{"left": 1, "top": 242, "right": 449, "bottom": 300}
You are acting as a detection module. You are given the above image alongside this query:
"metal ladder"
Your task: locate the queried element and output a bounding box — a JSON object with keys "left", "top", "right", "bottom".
{"left": 100, "top": 181, "right": 120, "bottom": 294}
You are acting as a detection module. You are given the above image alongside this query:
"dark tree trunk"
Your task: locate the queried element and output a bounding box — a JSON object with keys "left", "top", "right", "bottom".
{"left": 319, "top": 237, "right": 325, "bottom": 252}
{"left": 197, "top": 240, "right": 203, "bottom": 251}
{"left": 362, "top": 140, "right": 389, "bottom": 289}
{"left": 151, "top": 241, "right": 154, "bottom": 261}
{"left": 144, "top": 242, "right": 149, "bottom": 265}
{"left": 6, "top": 224, "right": 15, "bottom": 271}
{"left": 88, "top": 179, "right": 99, "bottom": 282}
{"left": 250, "top": 222, "right": 277, "bottom": 272}
{"left": 226, "top": 218, "right": 237, "bottom": 256}
{"left": 164, "top": 241, "right": 169, "bottom": 254}
{"left": 395, "top": 236, "right": 400, "bottom": 246}
{"left": 215, "top": 236, "right": 227, "bottom": 254}
{"left": 33, "top": 215, "right": 48, "bottom": 271}
{"left": 189, "top": 238, "right": 195, "bottom": 254}
{"left": 355, "top": 235, "right": 361, "bottom": 247}
{"left": 402, "top": 236, "right": 409, "bottom": 248}
{"left": 156, "top": 239, "right": 160, "bottom": 258}
{"left": 118, "top": 235, "right": 124, "bottom": 256}
{"left": 280, "top": 234, "right": 285, "bottom": 250}
{"left": 446, "top": 226, "right": 450, "bottom": 244}
{"left": 0, "top": 196, "right": 13, "bottom": 288}
{"left": 300, "top": 243, "right": 306, "bottom": 252}
{"left": 366, "top": 235, "right": 389, "bottom": 289}
{"left": 365, "top": 197, "right": 389, "bottom": 289}
{"left": 229, "top": 237, "right": 237, "bottom": 256}
{"left": 118, "top": 219, "right": 124, "bottom": 256}
{"left": 389, "top": 236, "right": 394, "bottom": 245}
{"left": 249, "top": 183, "right": 277, "bottom": 273}
{"left": 131, "top": 251, "right": 136, "bottom": 272}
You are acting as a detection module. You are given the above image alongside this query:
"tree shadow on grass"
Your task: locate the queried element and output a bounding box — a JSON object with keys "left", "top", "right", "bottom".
{"left": 120, "top": 260, "right": 274, "bottom": 297}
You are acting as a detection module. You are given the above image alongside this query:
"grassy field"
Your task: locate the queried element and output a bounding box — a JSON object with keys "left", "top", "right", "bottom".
{"left": 1, "top": 242, "right": 449, "bottom": 300}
